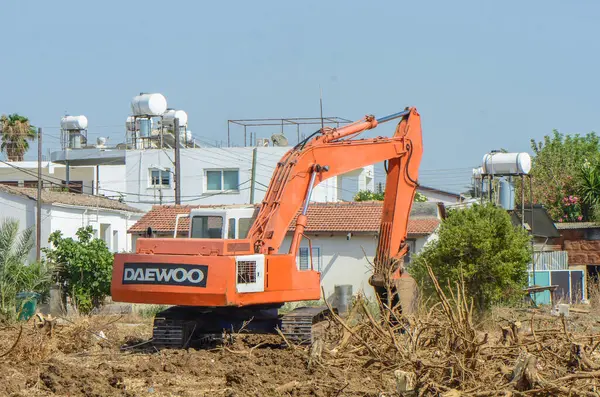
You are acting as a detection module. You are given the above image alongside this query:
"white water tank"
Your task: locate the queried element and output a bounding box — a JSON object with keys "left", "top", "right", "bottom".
{"left": 482, "top": 152, "right": 531, "bottom": 175}
{"left": 131, "top": 93, "right": 167, "bottom": 116}
{"left": 96, "top": 137, "right": 107, "bottom": 147}
{"left": 163, "top": 109, "right": 188, "bottom": 127}
{"left": 185, "top": 130, "right": 192, "bottom": 142}
{"left": 61, "top": 115, "right": 88, "bottom": 130}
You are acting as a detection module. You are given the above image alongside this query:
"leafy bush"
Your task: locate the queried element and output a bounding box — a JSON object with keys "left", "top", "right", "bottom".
{"left": 0, "top": 219, "right": 53, "bottom": 321}
{"left": 43, "top": 226, "right": 113, "bottom": 314}
{"left": 409, "top": 203, "right": 531, "bottom": 313}
{"left": 354, "top": 189, "right": 427, "bottom": 202}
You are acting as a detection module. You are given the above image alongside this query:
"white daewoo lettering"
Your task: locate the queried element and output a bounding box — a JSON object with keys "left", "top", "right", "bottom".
{"left": 124, "top": 267, "right": 205, "bottom": 284}
{"left": 156, "top": 268, "right": 171, "bottom": 282}
{"left": 173, "top": 268, "right": 186, "bottom": 283}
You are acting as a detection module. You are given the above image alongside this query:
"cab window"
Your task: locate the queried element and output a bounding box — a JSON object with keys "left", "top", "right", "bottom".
{"left": 190, "top": 216, "right": 223, "bottom": 238}
{"left": 238, "top": 217, "right": 253, "bottom": 238}
{"left": 228, "top": 218, "right": 236, "bottom": 239}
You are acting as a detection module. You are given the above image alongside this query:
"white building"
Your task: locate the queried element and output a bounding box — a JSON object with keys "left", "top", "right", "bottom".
{"left": 0, "top": 160, "right": 127, "bottom": 199}
{"left": 0, "top": 185, "right": 142, "bottom": 261}
{"left": 127, "top": 201, "right": 442, "bottom": 301}
{"left": 49, "top": 146, "right": 374, "bottom": 211}
{"left": 417, "top": 185, "right": 466, "bottom": 206}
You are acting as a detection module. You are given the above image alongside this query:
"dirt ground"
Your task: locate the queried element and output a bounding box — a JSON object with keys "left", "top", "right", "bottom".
{"left": 0, "top": 315, "right": 395, "bottom": 397}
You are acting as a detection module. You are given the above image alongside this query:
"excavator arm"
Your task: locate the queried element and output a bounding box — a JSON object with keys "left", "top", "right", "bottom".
{"left": 248, "top": 107, "right": 423, "bottom": 286}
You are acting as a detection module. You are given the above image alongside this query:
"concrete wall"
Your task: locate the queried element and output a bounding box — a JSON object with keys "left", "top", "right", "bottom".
{"left": 124, "top": 148, "right": 374, "bottom": 211}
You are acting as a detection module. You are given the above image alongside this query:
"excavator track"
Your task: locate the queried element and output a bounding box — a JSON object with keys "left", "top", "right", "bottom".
{"left": 280, "top": 306, "right": 331, "bottom": 345}
{"left": 151, "top": 305, "right": 281, "bottom": 349}
{"left": 151, "top": 305, "right": 333, "bottom": 349}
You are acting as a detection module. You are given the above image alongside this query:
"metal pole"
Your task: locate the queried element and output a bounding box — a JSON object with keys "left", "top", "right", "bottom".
{"left": 174, "top": 118, "right": 181, "bottom": 205}
{"left": 65, "top": 161, "right": 70, "bottom": 192}
{"left": 530, "top": 175, "right": 535, "bottom": 289}
{"left": 297, "top": 125, "right": 300, "bottom": 145}
{"left": 521, "top": 175, "right": 525, "bottom": 228}
{"left": 249, "top": 147, "right": 257, "bottom": 204}
{"left": 96, "top": 165, "right": 100, "bottom": 195}
{"left": 227, "top": 122, "right": 230, "bottom": 148}
{"left": 36, "top": 127, "right": 42, "bottom": 262}
{"left": 244, "top": 126, "right": 247, "bottom": 147}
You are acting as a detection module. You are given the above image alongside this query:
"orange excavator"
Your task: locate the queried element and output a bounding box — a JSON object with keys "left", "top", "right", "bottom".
{"left": 111, "top": 107, "right": 423, "bottom": 348}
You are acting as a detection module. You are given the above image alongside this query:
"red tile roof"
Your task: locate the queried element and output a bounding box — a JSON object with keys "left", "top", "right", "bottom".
{"left": 129, "top": 202, "right": 440, "bottom": 236}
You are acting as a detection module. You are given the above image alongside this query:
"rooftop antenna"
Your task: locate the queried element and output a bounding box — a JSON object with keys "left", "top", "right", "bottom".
{"left": 319, "top": 85, "right": 324, "bottom": 130}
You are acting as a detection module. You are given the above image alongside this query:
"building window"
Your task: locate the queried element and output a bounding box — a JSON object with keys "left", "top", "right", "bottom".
{"left": 150, "top": 168, "right": 171, "bottom": 187}
{"left": 206, "top": 169, "right": 239, "bottom": 192}
{"left": 299, "top": 246, "right": 321, "bottom": 271}
{"left": 404, "top": 239, "right": 416, "bottom": 265}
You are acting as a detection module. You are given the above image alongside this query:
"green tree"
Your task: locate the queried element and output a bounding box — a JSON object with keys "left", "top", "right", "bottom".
{"left": 0, "top": 114, "right": 37, "bottom": 161}
{"left": 354, "top": 189, "right": 427, "bottom": 202}
{"left": 524, "top": 130, "right": 600, "bottom": 221}
{"left": 0, "top": 219, "right": 53, "bottom": 320}
{"left": 43, "top": 226, "right": 114, "bottom": 314}
{"left": 409, "top": 203, "right": 531, "bottom": 312}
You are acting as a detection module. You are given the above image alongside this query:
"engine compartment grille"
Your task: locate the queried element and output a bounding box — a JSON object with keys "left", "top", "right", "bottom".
{"left": 237, "top": 260, "right": 257, "bottom": 284}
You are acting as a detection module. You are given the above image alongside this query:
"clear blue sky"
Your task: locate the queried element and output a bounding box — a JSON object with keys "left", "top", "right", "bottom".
{"left": 1, "top": 0, "right": 599, "bottom": 193}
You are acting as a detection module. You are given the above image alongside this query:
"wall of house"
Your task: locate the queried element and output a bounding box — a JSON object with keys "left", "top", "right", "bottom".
{"left": 548, "top": 228, "right": 600, "bottom": 266}
{"left": 0, "top": 190, "right": 140, "bottom": 262}
{"left": 281, "top": 232, "right": 434, "bottom": 301}
{"left": 49, "top": 205, "right": 140, "bottom": 253}
{"left": 0, "top": 191, "right": 52, "bottom": 262}
{"left": 124, "top": 148, "right": 373, "bottom": 211}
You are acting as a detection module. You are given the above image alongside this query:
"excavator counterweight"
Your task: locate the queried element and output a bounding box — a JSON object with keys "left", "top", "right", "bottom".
{"left": 111, "top": 107, "right": 423, "bottom": 348}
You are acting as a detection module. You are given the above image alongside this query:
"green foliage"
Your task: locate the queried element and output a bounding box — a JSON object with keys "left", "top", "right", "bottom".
{"left": 43, "top": 226, "right": 114, "bottom": 314}
{"left": 525, "top": 130, "right": 600, "bottom": 221}
{"left": 409, "top": 203, "right": 531, "bottom": 313}
{"left": 0, "top": 113, "right": 37, "bottom": 161}
{"left": 354, "top": 190, "right": 385, "bottom": 201}
{"left": 414, "top": 192, "right": 427, "bottom": 202}
{"left": 578, "top": 159, "right": 600, "bottom": 212}
{"left": 354, "top": 189, "right": 428, "bottom": 202}
{"left": 0, "top": 219, "right": 53, "bottom": 321}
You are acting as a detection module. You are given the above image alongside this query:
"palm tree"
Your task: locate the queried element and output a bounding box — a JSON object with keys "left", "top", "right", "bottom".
{"left": 0, "top": 114, "right": 37, "bottom": 161}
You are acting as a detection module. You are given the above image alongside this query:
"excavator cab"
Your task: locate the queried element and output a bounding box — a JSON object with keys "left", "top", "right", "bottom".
{"left": 172, "top": 206, "right": 258, "bottom": 240}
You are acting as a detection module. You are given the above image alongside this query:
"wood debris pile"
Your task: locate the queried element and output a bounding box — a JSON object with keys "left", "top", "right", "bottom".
{"left": 313, "top": 266, "right": 600, "bottom": 396}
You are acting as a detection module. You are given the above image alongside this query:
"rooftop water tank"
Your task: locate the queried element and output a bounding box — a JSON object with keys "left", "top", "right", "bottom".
{"left": 482, "top": 152, "right": 531, "bottom": 175}
{"left": 163, "top": 109, "right": 188, "bottom": 127}
{"left": 60, "top": 115, "right": 88, "bottom": 130}
{"left": 185, "top": 130, "right": 192, "bottom": 142}
{"left": 131, "top": 93, "right": 167, "bottom": 116}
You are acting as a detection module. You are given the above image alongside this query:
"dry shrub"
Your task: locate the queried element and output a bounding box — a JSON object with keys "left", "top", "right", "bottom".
{"left": 314, "top": 266, "right": 600, "bottom": 396}
{"left": 0, "top": 315, "right": 137, "bottom": 363}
